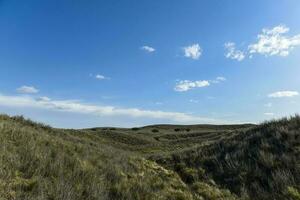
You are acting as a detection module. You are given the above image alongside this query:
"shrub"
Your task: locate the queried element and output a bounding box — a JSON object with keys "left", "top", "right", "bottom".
{"left": 286, "top": 187, "right": 300, "bottom": 200}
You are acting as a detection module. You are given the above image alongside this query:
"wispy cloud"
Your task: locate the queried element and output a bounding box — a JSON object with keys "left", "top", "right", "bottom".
{"left": 210, "top": 76, "right": 226, "bottom": 84}
{"left": 183, "top": 44, "right": 202, "bottom": 60}
{"left": 174, "top": 80, "right": 210, "bottom": 92}
{"left": 141, "top": 45, "right": 155, "bottom": 53}
{"left": 249, "top": 25, "right": 300, "bottom": 57}
{"left": 0, "top": 93, "right": 224, "bottom": 124}
{"left": 216, "top": 77, "right": 226, "bottom": 81}
{"left": 264, "top": 112, "right": 275, "bottom": 116}
{"left": 17, "top": 86, "right": 39, "bottom": 94}
{"left": 37, "top": 96, "right": 51, "bottom": 101}
{"left": 174, "top": 76, "right": 226, "bottom": 92}
{"left": 268, "top": 91, "right": 299, "bottom": 98}
{"left": 95, "top": 74, "right": 110, "bottom": 80}
{"left": 224, "top": 42, "right": 245, "bottom": 61}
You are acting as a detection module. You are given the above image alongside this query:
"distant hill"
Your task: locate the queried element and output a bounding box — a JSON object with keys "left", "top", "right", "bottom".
{"left": 0, "top": 114, "right": 299, "bottom": 200}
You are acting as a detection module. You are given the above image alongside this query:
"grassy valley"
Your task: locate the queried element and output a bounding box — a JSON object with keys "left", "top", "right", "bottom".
{"left": 0, "top": 114, "right": 299, "bottom": 200}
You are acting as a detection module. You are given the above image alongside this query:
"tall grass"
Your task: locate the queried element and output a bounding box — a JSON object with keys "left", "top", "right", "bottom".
{"left": 0, "top": 114, "right": 299, "bottom": 199}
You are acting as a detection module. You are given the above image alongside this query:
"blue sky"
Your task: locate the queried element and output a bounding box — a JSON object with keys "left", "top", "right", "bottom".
{"left": 0, "top": 0, "right": 300, "bottom": 128}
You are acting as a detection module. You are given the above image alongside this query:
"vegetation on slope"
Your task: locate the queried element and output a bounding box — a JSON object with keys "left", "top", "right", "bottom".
{"left": 0, "top": 114, "right": 299, "bottom": 200}
{"left": 153, "top": 116, "right": 300, "bottom": 200}
{"left": 0, "top": 115, "right": 236, "bottom": 200}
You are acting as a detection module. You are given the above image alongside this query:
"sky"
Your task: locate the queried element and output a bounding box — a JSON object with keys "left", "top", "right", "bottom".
{"left": 0, "top": 0, "right": 300, "bottom": 128}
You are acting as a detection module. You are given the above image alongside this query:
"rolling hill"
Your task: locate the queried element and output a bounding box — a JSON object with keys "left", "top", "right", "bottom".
{"left": 0, "top": 114, "right": 299, "bottom": 200}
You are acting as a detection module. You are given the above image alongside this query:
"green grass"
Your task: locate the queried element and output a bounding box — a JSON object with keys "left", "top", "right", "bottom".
{"left": 0, "top": 114, "right": 299, "bottom": 199}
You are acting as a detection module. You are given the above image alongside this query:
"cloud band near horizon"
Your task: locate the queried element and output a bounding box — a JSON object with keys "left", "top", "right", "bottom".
{"left": 0, "top": 93, "right": 228, "bottom": 125}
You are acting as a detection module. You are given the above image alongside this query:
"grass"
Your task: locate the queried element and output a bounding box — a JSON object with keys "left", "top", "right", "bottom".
{"left": 0, "top": 114, "right": 299, "bottom": 199}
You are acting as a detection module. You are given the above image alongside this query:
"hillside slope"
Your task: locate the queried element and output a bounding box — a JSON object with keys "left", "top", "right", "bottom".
{"left": 0, "top": 114, "right": 299, "bottom": 200}
{"left": 152, "top": 116, "right": 300, "bottom": 200}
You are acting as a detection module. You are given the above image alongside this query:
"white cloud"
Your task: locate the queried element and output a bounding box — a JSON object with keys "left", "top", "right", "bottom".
{"left": 248, "top": 25, "right": 300, "bottom": 57}
{"left": 183, "top": 44, "right": 202, "bottom": 60}
{"left": 216, "top": 76, "right": 226, "bottom": 81}
{"left": 174, "top": 77, "right": 225, "bottom": 92}
{"left": 37, "top": 96, "right": 51, "bottom": 101}
{"left": 224, "top": 42, "right": 245, "bottom": 61}
{"left": 95, "top": 74, "right": 110, "bottom": 80}
{"left": 141, "top": 45, "right": 155, "bottom": 53}
{"left": 264, "top": 112, "right": 275, "bottom": 116}
{"left": 268, "top": 91, "right": 299, "bottom": 98}
{"left": 17, "top": 86, "right": 39, "bottom": 94}
{"left": 174, "top": 80, "right": 210, "bottom": 92}
{"left": 0, "top": 93, "right": 224, "bottom": 124}
{"left": 211, "top": 76, "right": 227, "bottom": 84}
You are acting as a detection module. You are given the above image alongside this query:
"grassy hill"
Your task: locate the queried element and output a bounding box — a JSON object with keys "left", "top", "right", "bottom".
{"left": 0, "top": 114, "right": 299, "bottom": 200}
